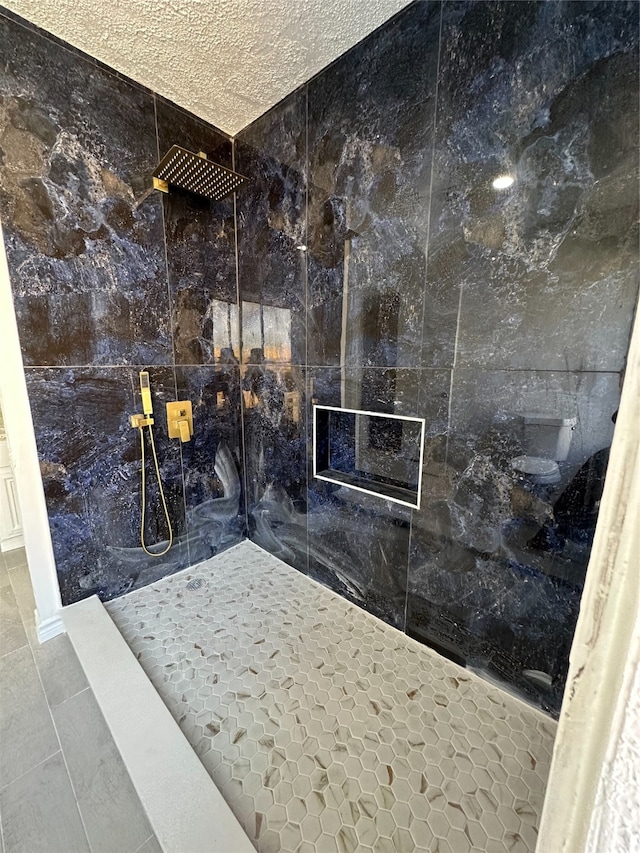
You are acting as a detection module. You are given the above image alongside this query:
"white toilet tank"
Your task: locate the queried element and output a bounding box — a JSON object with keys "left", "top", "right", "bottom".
{"left": 522, "top": 413, "right": 577, "bottom": 461}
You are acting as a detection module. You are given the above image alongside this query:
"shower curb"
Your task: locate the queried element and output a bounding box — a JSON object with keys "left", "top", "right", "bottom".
{"left": 63, "top": 595, "right": 254, "bottom": 853}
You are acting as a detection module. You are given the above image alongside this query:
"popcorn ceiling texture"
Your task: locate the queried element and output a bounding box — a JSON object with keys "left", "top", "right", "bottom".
{"left": 1, "top": 0, "right": 412, "bottom": 135}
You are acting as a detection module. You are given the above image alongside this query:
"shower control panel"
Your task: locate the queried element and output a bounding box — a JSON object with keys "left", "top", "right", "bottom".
{"left": 166, "top": 401, "right": 193, "bottom": 443}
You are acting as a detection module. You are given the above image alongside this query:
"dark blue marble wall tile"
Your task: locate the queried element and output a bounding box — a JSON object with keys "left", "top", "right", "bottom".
{"left": 155, "top": 100, "right": 238, "bottom": 365}
{"left": 430, "top": 0, "right": 639, "bottom": 372}
{"left": 24, "top": 367, "right": 188, "bottom": 605}
{"left": 448, "top": 368, "right": 621, "bottom": 470}
{"left": 407, "top": 533, "right": 582, "bottom": 715}
{"left": 235, "top": 91, "right": 307, "bottom": 366}
{"left": 175, "top": 365, "right": 245, "bottom": 564}
{"left": 0, "top": 14, "right": 171, "bottom": 366}
{"left": 243, "top": 364, "right": 308, "bottom": 572}
{"left": 406, "top": 366, "right": 621, "bottom": 714}
{"left": 306, "top": 1, "right": 442, "bottom": 368}
{"left": 306, "top": 367, "right": 432, "bottom": 629}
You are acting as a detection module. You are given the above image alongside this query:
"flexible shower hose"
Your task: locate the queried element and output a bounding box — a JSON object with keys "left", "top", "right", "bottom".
{"left": 138, "top": 423, "right": 173, "bottom": 557}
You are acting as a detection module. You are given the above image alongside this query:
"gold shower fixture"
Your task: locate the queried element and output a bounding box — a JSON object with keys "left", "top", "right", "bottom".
{"left": 166, "top": 401, "right": 193, "bottom": 443}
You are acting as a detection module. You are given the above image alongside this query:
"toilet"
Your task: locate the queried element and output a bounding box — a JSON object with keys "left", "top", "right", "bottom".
{"left": 510, "top": 413, "right": 577, "bottom": 486}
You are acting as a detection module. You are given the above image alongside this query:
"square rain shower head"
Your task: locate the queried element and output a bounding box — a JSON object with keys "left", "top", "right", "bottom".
{"left": 152, "top": 145, "right": 247, "bottom": 201}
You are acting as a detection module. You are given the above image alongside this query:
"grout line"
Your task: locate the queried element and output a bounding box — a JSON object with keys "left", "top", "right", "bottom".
{"left": 303, "top": 84, "right": 311, "bottom": 577}
{"left": 5, "top": 559, "right": 26, "bottom": 576}
{"left": 31, "top": 654, "right": 95, "bottom": 853}
{"left": 23, "top": 364, "right": 175, "bottom": 370}
{"left": 417, "top": 0, "right": 444, "bottom": 376}
{"left": 19, "top": 363, "right": 625, "bottom": 375}
{"left": 154, "top": 94, "right": 190, "bottom": 569}
{"left": 50, "top": 685, "right": 91, "bottom": 710}
{"left": 246, "top": 539, "right": 558, "bottom": 723}
{"left": 304, "top": 83, "right": 309, "bottom": 387}
{"left": 5, "top": 570, "right": 34, "bottom": 654}
{"left": 232, "top": 138, "right": 250, "bottom": 537}
{"left": 403, "top": 508, "right": 412, "bottom": 633}
{"left": 0, "top": 749, "right": 62, "bottom": 793}
{"left": 132, "top": 833, "right": 155, "bottom": 853}
{"left": 0, "top": 638, "right": 29, "bottom": 660}
{"left": 5, "top": 565, "right": 94, "bottom": 849}
{"left": 401, "top": 0, "right": 436, "bottom": 631}
{"left": 445, "top": 284, "right": 464, "bottom": 466}
{"left": 17, "top": 657, "right": 93, "bottom": 851}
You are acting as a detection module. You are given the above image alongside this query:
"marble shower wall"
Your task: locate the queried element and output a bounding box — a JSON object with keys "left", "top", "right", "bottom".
{"left": 1, "top": 0, "right": 637, "bottom": 716}
{"left": 0, "top": 11, "right": 245, "bottom": 604}
{"left": 236, "top": 0, "right": 639, "bottom": 715}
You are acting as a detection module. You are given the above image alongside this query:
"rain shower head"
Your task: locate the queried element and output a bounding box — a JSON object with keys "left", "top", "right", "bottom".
{"left": 152, "top": 145, "right": 247, "bottom": 201}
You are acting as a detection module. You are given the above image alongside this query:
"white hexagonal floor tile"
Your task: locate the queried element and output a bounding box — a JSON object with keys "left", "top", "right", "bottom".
{"left": 106, "top": 540, "right": 556, "bottom": 853}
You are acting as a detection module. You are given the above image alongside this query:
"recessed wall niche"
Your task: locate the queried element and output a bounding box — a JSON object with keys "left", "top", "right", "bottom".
{"left": 313, "top": 405, "right": 426, "bottom": 509}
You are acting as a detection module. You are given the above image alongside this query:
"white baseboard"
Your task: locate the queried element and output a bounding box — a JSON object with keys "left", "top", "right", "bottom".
{"left": 36, "top": 611, "right": 65, "bottom": 643}
{"left": 1, "top": 533, "right": 24, "bottom": 552}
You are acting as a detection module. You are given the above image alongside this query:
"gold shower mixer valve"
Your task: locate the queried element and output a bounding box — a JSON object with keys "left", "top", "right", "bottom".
{"left": 166, "top": 401, "right": 193, "bottom": 443}
{"left": 130, "top": 414, "right": 154, "bottom": 428}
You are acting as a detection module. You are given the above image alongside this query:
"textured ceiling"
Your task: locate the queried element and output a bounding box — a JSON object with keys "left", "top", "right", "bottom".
{"left": 2, "top": 0, "right": 413, "bottom": 136}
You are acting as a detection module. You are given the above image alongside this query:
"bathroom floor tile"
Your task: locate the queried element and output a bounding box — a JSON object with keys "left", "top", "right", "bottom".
{"left": 0, "top": 585, "right": 27, "bottom": 659}
{"left": 0, "top": 752, "right": 90, "bottom": 853}
{"left": 32, "top": 634, "right": 89, "bottom": 708}
{"left": 8, "top": 564, "right": 38, "bottom": 648}
{"left": 7, "top": 565, "right": 35, "bottom": 612}
{"left": 0, "top": 645, "right": 58, "bottom": 789}
{"left": 133, "top": 836, "right": 163, "bottom": 853}
{"left": 107, "top": 540, "right": 556, "bottom": 853}
{"left": 52, "top": 688, "right": 154, "bottom": 853}
{"left": 7, "top": 565, "right": 36, "bottom": 634}
{"left": 2, "top": 549, "right": 27, "bottom": 571}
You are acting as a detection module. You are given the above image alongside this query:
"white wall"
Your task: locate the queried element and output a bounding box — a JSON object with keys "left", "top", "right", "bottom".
{"left": 0, "top": 222, "right": 63, "bottom": 640}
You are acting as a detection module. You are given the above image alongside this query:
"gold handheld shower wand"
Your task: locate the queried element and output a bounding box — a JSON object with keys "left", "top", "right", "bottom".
{"left": 130, "top": 371, "right": 173, "bottom": 557}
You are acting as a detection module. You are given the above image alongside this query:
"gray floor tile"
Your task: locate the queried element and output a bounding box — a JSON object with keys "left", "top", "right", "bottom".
{"left": 2, "top": 550, "right": 27, "bottom": 571}
{"left": 134, "top": 836, "right": 163, "bottom": 853}
{"left": 33, "top": 634, "right": 88, "bottom": 708}
{"left": 0, "top": 560, "right": 11, "bottom": 589}
{"left": 0, "top": 586, "right": 27, "bottom": 658}
{"left": 53, "top": 689, "right": 154, "bottom": 853}
{"left": 0, "top": 752, "right": 90, "bottom": 853}
{"left": 7, "top": 566, "right": 34, "bottom": 617}
{"left": 8, "top": 566, "right": 37, "bottom": 647}
{"left": 0, "top": 645, "right": 59, "bottom": 788}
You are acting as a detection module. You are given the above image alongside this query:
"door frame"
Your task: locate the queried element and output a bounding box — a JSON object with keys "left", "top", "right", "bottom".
{"left": 536, "top": 303, "right": 640, "bottom": 851}
{"left": 0, "top": 222, "right": 63, "bottom": 641}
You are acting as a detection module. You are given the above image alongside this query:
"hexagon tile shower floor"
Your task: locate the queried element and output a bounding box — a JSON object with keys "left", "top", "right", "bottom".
{"left": 106, "top": 541, "right": 556, "bottom": 853}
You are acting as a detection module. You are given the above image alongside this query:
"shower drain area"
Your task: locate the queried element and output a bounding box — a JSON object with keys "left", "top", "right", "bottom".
{"left": 106, "top": 541, "right": 556, "bottom": 853}
{"left": 185, "top": 577, "right": 209, "bottom": 592}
